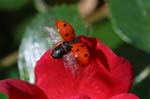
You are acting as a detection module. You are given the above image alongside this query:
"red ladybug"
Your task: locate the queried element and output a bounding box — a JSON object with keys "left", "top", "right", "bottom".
{"left": 51, "top": 20, "right": 77, "bottom": 59}
{"left": 51, "top": 20, "right": 90, "bottom": 65}
{"left": 56, "top": 20, "right": 75, "bottom": 41}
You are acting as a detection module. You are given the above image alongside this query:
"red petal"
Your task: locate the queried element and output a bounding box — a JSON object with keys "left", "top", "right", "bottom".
{"left": 35, "top": 36, "right": 134, "bottom": 99}
{"left": 35, "top": 50, "right": 84, "bottom": 99}
{"left": 78, "top": 36, "right": 134, "bottom": 99}
{"left": 69, "top": 94, "right": 91, "bottom": 99}
{"left": 109, "top": 93, "right": 139, "bottom": 99}
{"left": 0, "top": 79, "right": 48, "bottom": 99}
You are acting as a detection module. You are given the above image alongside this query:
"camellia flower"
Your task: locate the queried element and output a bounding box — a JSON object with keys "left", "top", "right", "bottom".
{"left": 0, "top": 36, "right": 139, "bottom": 99}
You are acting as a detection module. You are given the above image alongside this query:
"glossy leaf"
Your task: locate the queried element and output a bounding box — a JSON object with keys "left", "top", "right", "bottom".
{"left": 109, "top": 0, "right": 150, "bottom": 52}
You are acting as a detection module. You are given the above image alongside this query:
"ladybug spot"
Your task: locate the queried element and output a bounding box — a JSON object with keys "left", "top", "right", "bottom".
{"left": 63, "top": 24, "right": 67, "bottom": 27}
{"left": 81, "top": 45, "right": 84, "bottom": 47}
{"left": 76, "top": 49, "right": 79, "bottom": 52}
{"left": 84, "top": 53, "right": 88, "bottom": 57}
{"left": 65, "top": 33, "right": 69, "bottom": 37}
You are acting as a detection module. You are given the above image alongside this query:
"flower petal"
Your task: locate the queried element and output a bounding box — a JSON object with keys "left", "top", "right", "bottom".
{"left": 78, "top": 36, "right": 134, "bottom": 98}
{"left": 70, "top": 94, "right": 91, "bottom": 99}
{"left": 35, "top": 50, "right": 84, "bottom": 99}
{"left": 109, "top": 93, "right": 140, "bottom": 99}
{"left": 0, "top": 79, "right": 48, "bottom": 99}
{"left": 35, "top": 36, "right": 134, "bottom": 99}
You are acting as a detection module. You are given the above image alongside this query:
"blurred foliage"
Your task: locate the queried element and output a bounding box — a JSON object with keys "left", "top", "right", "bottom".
{"left": 14, "top": 17, "right": 35, "bottom": 47}
{"left": 0, "top": 92, "right": 8, "bottom": 99}
{"left": 132, "top": 75, "right": 150, "bottom": 99}
{"left": 0, "top": 0, "right": 30, "bottom": 10}
{"left": 0, "top": 0, "right": 150, "bottom": 99}
{"left": 91, "top": 19, "right": 124, "bottom": 49}
{"left": 0, "top": 65, "right": 19, "bottom": 80}
{"left": 109, "top": 0, "right": 150, "bottom": 52}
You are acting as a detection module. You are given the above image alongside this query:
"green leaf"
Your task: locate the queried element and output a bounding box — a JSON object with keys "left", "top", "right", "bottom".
{"left": 91, "top": 20, "right": 124, "bottom": 49}
{"left": 143, "top": 0, "right": 150, "bottom": 12}
{"left": 0, "top": 0, "right": 30, "bottom": 10}
{"left": 108, "top": 0, "right": 150, "bottom": 52}
{"left": 0, "top": 92, "right": 8, "bottom": 99}
{"left": 18, "top": 5, "right": 87, "bottom": 83}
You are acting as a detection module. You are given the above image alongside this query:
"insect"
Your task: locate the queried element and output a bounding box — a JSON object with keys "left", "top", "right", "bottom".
{"left": 50, "top": 20, "right": 90, "bottom": 65}
{"left": 51, "top": 38, "right": 79, "bottom": 59}
{"left": 51, "top": 41, "right": 72, "bottom": 59}
{"left": 51, "top": 20, "right": 78, "bottom": 59}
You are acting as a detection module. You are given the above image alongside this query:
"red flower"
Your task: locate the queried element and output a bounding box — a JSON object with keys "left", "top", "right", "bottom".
{"left": 0, "top": 36, "right": 139, "bottom": 99}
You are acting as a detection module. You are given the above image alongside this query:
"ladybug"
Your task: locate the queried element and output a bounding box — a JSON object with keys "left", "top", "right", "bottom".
{"left": 51, "top": 20, "right": 77, "bottom": 59}
{"left": 71, "top": 42, "right": 90, "bottom": 65}
{"left": 51, "top": 20, "right": 90, "bottom": 65}
{"left": 56, "top": 20, "right": 75, "bottom": 41}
